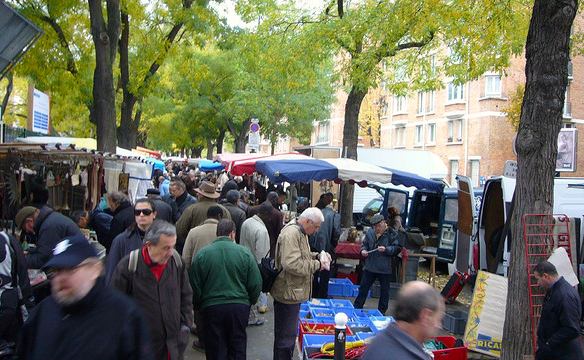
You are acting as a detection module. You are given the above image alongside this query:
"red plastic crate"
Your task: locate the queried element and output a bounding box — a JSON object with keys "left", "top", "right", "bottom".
{"left": 432, "top": 336, "right": 467, "bottom": 360}
{"left": 298, "top": 322, "right": 353, "bottom": 350}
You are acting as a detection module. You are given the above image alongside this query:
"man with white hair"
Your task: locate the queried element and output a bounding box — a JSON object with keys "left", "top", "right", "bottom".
{"left": 270, "top": 207, "right": 332, "bottom": 360}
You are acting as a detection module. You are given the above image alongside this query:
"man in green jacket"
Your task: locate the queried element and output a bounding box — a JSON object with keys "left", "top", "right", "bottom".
{"left": 189, "top": 219, "right": 261, "bottom": 360}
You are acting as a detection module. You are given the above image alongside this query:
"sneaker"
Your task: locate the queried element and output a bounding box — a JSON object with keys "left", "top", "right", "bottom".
{"left": 248, "top": 318, "right": 266, "bottom": 326}
{"left": 258, "top": 305, "right": 268, "bottom": 313}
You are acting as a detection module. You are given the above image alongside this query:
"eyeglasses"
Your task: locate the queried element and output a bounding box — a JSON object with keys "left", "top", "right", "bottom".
{"left": 134, "top": 208, "right": 153, "bottom": 216}
{"left": 46, "top": 262, "right": 91, "bottom": 280}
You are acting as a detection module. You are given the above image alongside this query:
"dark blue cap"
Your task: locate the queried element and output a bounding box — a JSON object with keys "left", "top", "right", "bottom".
{"left": 42, "top": 234, "right": 98, "bottom": 270}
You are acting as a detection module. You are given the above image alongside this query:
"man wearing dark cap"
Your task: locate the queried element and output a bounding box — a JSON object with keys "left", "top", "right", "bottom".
{"left": 14, "top": 206, "right": 37, "bottom": 247}
{"left": 18, "top": 234, "right": 152, "bottom": 360}
{"left": 175, "top": 180, "right": 230, "bottom": 253}
{"left": 15, "top": 205, "right": 82, "bottom": 269}
{"left": 353, "top": 213, "right": 402, "bottom": 314}
{"left": 147, "top": 188, "right": 173, "bottom": 223}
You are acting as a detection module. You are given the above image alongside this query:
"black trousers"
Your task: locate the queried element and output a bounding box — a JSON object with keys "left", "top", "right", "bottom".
{"left": 311, "top": 269, "right": 331, "bottom": 299}
{"left": 202, "top": 303, "right": 250, "bottom": 360}
{"left": 353, "top": 270, "right": 391, "bottom": 314}
{"left": 273, "top": 300, "right": 301, "bottom": 360}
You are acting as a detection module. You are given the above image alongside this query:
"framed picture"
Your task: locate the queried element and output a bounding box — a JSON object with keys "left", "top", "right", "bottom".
{"left": 556, "top": 128, "right": 577, "bottom": 172}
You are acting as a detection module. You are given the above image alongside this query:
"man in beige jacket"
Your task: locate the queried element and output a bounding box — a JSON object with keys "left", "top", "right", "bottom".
{"left": 270, "top": 208, "right": 331, "bottom": 360}
{"left": 182, "top": 206, "right": 224, "bottom": 266}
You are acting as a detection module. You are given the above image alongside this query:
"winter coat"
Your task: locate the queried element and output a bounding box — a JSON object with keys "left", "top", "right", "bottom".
{"left": 169, "top": 192, "right": 197, "bottom": 223}
{"left": 109, "top": 201, "right": 135, "bottom": 245}
{"left": 536, "top": 276, "right": 583, "bottom": 360}
{"left": 26, "top": 206, "right": 82, "bottom": 269}
{"left": 361, "top": 227, "right": 402, "bottom": 275}
{"left": 248, "top": 203, "right": 283, "bottom": 258}
{"left": 111, "top": 250, "right": 193, "bottom": 360}
{"left": 309, "top": 207, "right": 340, "bottom": 254}
{"left": 190, "top": 237, "right": 261, "bottom": 310}
{"left": 175, "top": 198, "right": 230, "bottom": 250}
{"left": 362, "top": 323, "right": 431, "bottom": 360}
{"left": 88, "top": 208, "right": 113, "bottom": 250}
{"left": 240, "top": 215, "right": 270, "bottom": 263}
{"left": 182, "top": 219, "right": 219, "bottom": 266}
{"left": 223, "top": 202, "right": 246, "bottom": 243}
{"left": 18, "top": 278, "right": 153, "bottom": 360}
{"left": 105, "top": 227, "right": 144, "bottom": 284}
{"left": 270, "top": 220, "right": 320, "bottom": 304}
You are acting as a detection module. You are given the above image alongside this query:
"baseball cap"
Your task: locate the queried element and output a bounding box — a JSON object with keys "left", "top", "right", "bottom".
{"left": 370, "top": 214, "right": 385, "bottom": 225}
{"left": 43, "top": 234, "right": 98, "bottom": 270}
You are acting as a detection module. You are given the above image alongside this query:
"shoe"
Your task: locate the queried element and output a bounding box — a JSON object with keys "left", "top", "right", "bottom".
{"left": 258, "top": 305, "right": 268, "bottom": 313}
{"left": 192, "top": 339, "right": 205, "bottom": 352}
{"left": 248, "top": 318, "right": 265, "bottom": 326}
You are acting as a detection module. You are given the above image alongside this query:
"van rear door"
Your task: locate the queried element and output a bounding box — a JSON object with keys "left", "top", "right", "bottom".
{"left": 456, "top": 175, "right": 478, "bottom": 273}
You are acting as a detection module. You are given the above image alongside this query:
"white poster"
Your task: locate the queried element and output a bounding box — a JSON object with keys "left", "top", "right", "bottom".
{"left": 464, "top": 271, "right": 508, "bottom": 358}
{"left": 31, "top": 88, "right": 50, "bottom": 134}
{"left": 556, "top": 128, "right": 577, "bottom": 172}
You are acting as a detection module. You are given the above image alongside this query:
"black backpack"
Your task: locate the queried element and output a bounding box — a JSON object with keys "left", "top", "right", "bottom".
{"left": 258, "top": 250, "right": 281, "bottom": 293}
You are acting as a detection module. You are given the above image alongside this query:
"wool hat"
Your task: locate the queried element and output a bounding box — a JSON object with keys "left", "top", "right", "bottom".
{"left": 15, "top": 206, "right": 37, "bottom": 229}
{"left": 195, "top": 180, "right": 220, "bottom": 199}
{"left": 146, "top": 188, "right": 160, "bottom": 195}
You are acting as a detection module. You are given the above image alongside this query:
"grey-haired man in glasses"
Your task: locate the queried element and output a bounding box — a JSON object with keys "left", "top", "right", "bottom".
{"left": 105, "top": 199, "right": 157, "bottom": 284}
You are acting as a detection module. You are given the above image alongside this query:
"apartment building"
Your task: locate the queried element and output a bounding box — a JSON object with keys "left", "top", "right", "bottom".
{"left": 312, "top": 56, "right": 584, "bottom": 186}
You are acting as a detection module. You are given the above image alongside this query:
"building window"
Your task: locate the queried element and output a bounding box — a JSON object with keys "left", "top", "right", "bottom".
{"left": 394, "top": 95, "right": 407, "bottom": 113}
{"left": 564, "top": 85, "right": 572, "bottom": 117}
{"left": 450, "top": 160, "right": 459, "bottom": 186}
{"left": 447, "top": 119, "right": 463, "bottom": 142}
{"left": 427, "top": 123, "right": 436, "bottom": 144}
{"left": 316, "top": 121, "right": 330, "bottom": 144}
{"left": 426, "top": 91, "right": 435, "bottom": 113}
{"left": 417, "top": 92, "right": 425, "bottom": 114}
{"left": 415, "top": 125, "right": 423, "bottom": 145}
{"left": 447, "top": 82, "right": 464, "bottom": 102}
{"left": 470, "top": 160, "right": 480, "bottom": 187}
{"left": 395, "top": 126, "right": 406, "bottom": 147}
{"left": 485, "top": 75, "right": 502, "bottom": 97}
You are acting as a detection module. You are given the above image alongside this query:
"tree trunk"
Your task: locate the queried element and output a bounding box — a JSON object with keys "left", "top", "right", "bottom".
{"left": 206, "top": 138, "right": 214, "bottom": 160}
{"left": 501, "top": 1, "right": 576, "bottom": 359}
{"left": 227, "top": 118, "right": 250, "bottom": 153}
{"left": 88, "top": 0, "right": 120, "bottom": 153}
{"left": 339, "top": 86, "right": 367, "bottom": 227}
{"left": 216, "top": 128, "right": 225, "bottom": 154}
{"left": 117, "top": 7, "right": 137, "bottom": 149}
{"left": 1, "top": 72, "right": 13, "bottom": 118}
{"left": 191, "top": 146, "right": 202, "bottom": 158}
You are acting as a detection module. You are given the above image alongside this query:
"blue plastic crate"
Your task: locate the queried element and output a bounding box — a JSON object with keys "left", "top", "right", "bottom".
{"left": 351, "top": 285, "right": 361, "bottom": 297}
{"left": 305, "top": 298, "right": 331, "bottom": 308}
{"left": 299, "top": 310, "right": 311, "bottom": 320}
{"left": 310, "top": 307, "right": 335, "bottom": 323}
{"left": 369, "top": 316, "right": 394, "bottom": 331}
{"left": 353, "top": 308, "right": 383, "bottom": 319}
{"left": 302, "top": 334, "right": 358, "bottom": 354}
{"left": 328, "top": 278, "right": 353, "bottom": 297}
{"left": 356, "top": 332, "right": 376, "bottom": 341}
{"left": 347, "top": 320, "right": 376, "bottom": 334}
{"left": 329, "top": 299, "right": 354, "bottom": 309}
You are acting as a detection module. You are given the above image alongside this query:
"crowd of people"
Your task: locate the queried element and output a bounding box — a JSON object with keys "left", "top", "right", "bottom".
{"left": 0, "top": 159, "right": 582, "bottom": 360}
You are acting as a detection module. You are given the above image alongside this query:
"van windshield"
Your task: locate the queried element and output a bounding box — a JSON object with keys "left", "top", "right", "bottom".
{"left": 444, "top": 198, "right": 458, "bottom": 222}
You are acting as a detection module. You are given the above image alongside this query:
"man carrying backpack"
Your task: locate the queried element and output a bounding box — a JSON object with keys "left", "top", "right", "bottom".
{"left": 111, "top": 220, "right": 193, "bottom": 360}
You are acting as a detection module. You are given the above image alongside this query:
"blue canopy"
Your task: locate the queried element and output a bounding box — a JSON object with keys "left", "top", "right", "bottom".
{"left": 256, "top": 158, "right": 337, "bottom": 183}
{"left": 198, "top": 159, "right": 224, "bottom": 172}
{"left": 146, "top": 157, "right": 165, "bottom": 172}
{"left": 382, "top": 167, "right": 444, "bottom": 193}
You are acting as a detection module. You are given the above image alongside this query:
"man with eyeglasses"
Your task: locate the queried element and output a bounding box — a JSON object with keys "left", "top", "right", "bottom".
{"left": 105, "top": 199, "right": 157, "bottom": 284}
{"left": 18, "top": 234, "right": 152, "bottom": 359}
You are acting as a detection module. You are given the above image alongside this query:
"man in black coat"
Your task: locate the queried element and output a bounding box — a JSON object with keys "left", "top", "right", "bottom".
{"left": 15, "top": 205, "right": 82, "bottom": 269}
{"left": 18, "top": 234, "right": 152, "bottom": 360}
{"left": 146, "top": 189, "right": 173, "bottom": 223}
{"left": 222, "top": 190, "right": 247, "bottom": 243}
{"left": 107, "top": 192, "right": 135, "bottom": 247}
{"left": 534, "top": 261, "right": 583, "bottom": 360}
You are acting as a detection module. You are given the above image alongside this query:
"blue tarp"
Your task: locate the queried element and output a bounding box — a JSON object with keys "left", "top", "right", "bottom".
{"left": 146, "top": 158, "right": 165, "bottom": 172}
{"left": 382, "top": 167, "right": 444, "bottom": 192}
{"left": 198, "top": 159, "right": 224, "bottom": 172}
{"left": 256, "top": 158, "right": 338, "bottom": 183}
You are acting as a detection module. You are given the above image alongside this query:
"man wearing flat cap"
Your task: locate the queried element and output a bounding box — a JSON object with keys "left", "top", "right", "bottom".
{"left": 15, "top": 205, "right": 82, "bottom": 269}
{"left": 18, "top": 234, "right": 152, "bottom": 360}
{"left": 175, "top": 180, "right": 230, "bottom": 253}
{"left": 353, "top": 213, "right": 402, "bottom": 315}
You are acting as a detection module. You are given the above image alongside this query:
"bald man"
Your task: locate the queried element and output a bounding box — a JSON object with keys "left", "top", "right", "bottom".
{"left": 362, "top": 281, "right": 445, "bottom": 360}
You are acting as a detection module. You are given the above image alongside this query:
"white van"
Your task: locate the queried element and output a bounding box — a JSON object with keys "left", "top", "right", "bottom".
{"left": 474, "top": 175, "right": 584, "bottom": 276}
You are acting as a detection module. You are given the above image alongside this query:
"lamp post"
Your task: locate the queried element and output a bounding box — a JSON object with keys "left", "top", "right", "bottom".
{"left": 334, "top": 312, "right": 348, "bottom": 360}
